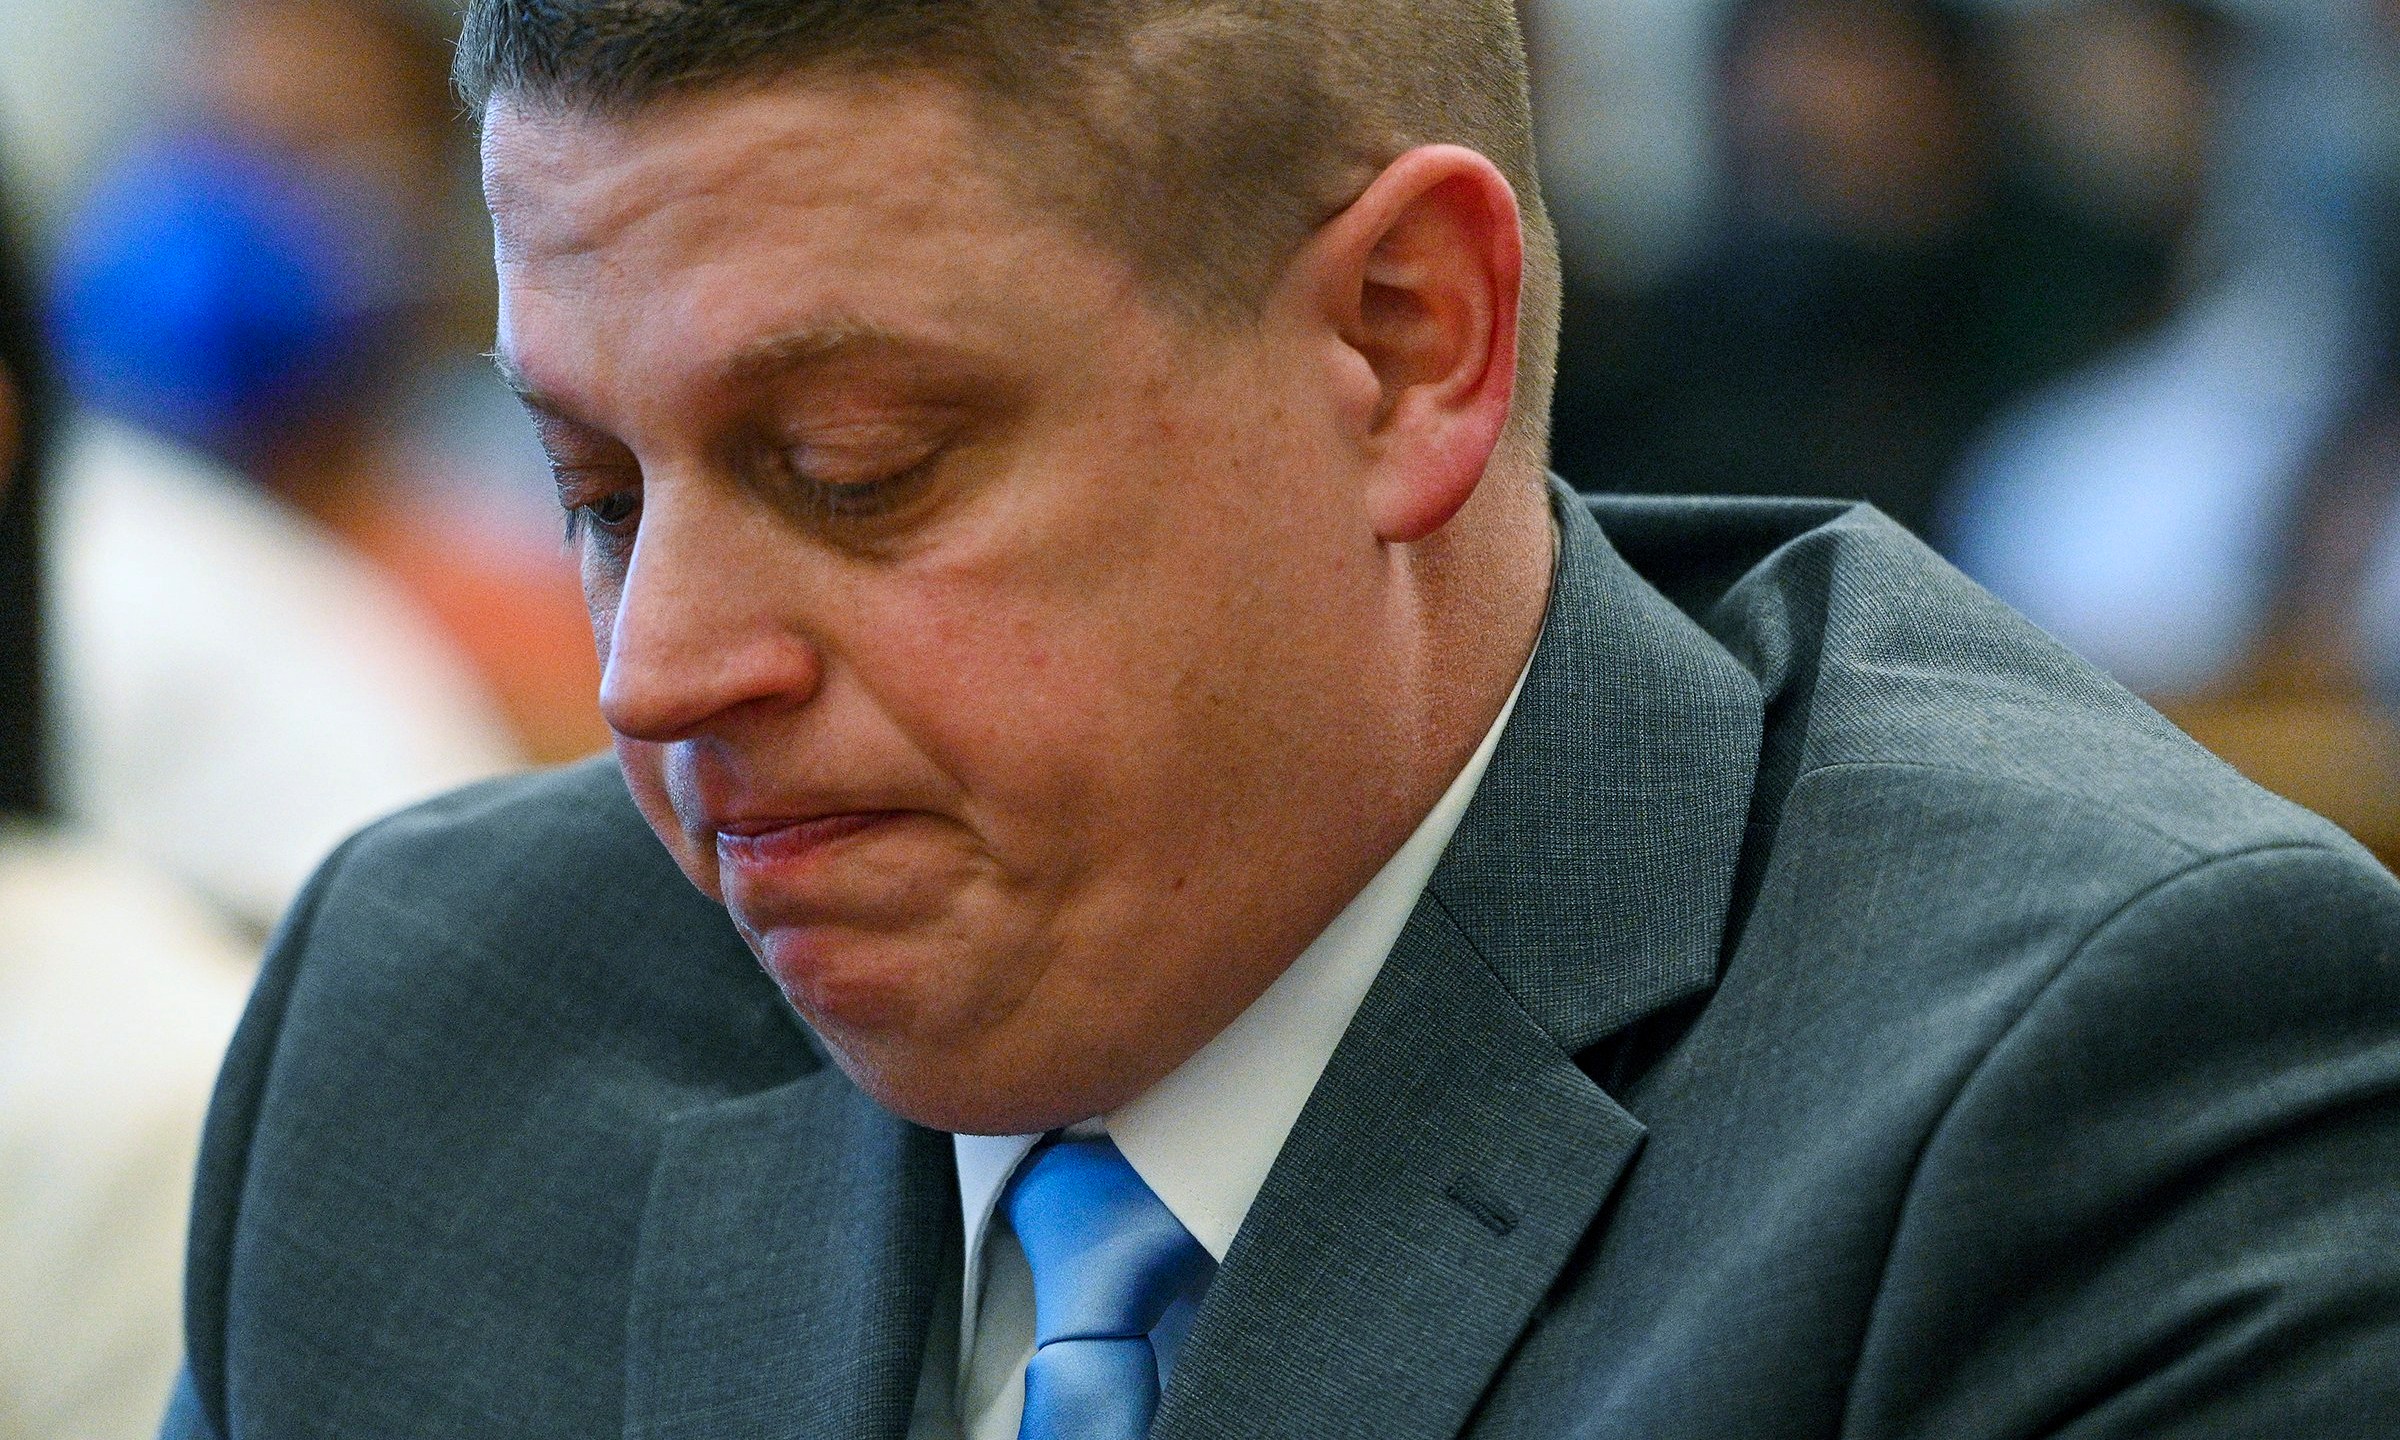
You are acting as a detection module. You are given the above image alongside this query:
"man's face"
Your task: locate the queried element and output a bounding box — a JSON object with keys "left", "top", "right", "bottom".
{"left": 485, "top": 78, "right": 1425, "bottom": 1132}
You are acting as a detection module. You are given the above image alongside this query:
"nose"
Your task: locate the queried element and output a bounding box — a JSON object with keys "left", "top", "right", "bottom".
{"left": 596, "top": 479, "right": 826, "bottom": 743}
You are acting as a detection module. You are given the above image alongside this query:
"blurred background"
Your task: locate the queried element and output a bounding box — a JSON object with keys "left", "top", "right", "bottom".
{"left": 1535, "top": 0, "right": 2400, "bottom": 868}
{"left": 3, "top": 2, "right": 594, "bottom": 1433}
{"left": 1, "top": 0, "right": 2397, "bottom": 1433}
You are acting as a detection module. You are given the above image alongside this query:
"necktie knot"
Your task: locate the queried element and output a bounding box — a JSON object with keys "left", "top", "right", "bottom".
{"left": 1002, "top": 1136, "right": 1212, "bottom": 1440}
{"left": 1004, "top": 1136, "right": 1212, "bottom": 1346}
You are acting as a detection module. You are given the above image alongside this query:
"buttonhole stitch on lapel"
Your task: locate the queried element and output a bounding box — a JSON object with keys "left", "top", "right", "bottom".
{"left": 1444, "top": 1174, "right": 1520, "bottom": 1237}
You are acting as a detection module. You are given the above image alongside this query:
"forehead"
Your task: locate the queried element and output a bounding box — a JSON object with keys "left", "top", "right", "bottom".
{"left": 483, "top": 75, "right": 1036, "bottom": 277}
{"left": 482, "top": 76, "right": 1135, "bottom": 411}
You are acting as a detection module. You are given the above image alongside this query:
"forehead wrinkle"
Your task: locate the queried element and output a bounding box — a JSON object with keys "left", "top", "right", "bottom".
{"left": 491, "top": 72, "right": 1065, "bottom": 277}
{"left": 484, "top": 107, "right": 632, "bottom": 266}
{"left": 488, "top": 110, "right": 789, "bottom": 269}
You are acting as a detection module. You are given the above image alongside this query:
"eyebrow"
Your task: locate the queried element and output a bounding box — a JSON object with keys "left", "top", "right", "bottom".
{"left": 488, "top": 318, "right": 931, "bottom": 419}
{"left": 716, "top": 320, "right": 922, "bottom": 389}
{"left": 489, "top": 348, "right": 540, "bottom": 403}
{"left": 489, "top": 348, "right": 583, "bottom": 428}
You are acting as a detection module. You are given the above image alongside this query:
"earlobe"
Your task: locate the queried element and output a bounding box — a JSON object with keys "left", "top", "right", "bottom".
{"left": 1303, "top": 145, "right": 1523, "bottom": 545}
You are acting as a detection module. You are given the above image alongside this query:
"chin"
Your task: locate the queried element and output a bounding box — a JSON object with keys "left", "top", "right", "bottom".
{"left": 748, "top": 922, "right": 933, "bottom": 1038}
{"left": 737, "top": 909, "right": 1165, "bottom": 1135}
{"left": 837, "top": 1048, "right": 1114, "bottom": 1137}
{"left": 786, "top": 992, "right": 1140, "bottom": 1135}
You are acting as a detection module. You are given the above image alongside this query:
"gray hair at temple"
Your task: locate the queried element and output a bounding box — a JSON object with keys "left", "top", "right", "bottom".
{"left": 452, "top": 0, "right": 1562, "bottom": 469}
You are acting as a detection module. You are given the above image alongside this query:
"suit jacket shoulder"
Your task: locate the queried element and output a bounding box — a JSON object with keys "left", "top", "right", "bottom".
{"left": 178, "top": 759, "right": 813, "bottom": 1438}
{"left": 1150, "top": 491, "right": 2400, "bottom": 1440}
{"left": 1460, "top": 494, "right": 2400, "bottom": 1439}
{"left": 1603, "top": 491, "right": 2356, "bottom": 862}
{"left": 173, "top": 493, "right": 2400, "bottom": 1440}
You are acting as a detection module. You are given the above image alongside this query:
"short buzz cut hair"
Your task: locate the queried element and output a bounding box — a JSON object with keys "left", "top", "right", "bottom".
{"left": 454, "top": 0, "right": 1561, "bottom": 471}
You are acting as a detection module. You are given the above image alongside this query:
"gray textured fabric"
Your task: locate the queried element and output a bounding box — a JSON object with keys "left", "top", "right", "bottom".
{"left": 165, "top": 492, "right": 2400, "bottom": 1438}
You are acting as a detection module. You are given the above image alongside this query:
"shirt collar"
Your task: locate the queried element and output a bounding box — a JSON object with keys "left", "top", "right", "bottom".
{"left": 952, "top": 654, "right": 1533, "bottom": 1299}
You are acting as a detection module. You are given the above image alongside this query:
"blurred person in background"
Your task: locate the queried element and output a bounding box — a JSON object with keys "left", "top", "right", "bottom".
{"left": 41, "top": 372, "right": 516, "bottom": 931}
{"left": 0, "top": 157, "right": 254, "bottom": 1440}
{"left": 2131, "top": 0, "right": 2400, "bottom": 865}
{"left": 1545, "top": 0, "right": 2173, "bottom": 535}
{"left": 1541, "top": 0, "right": 2400, "bottom": 866}
{"left": 28, "top": 3, "right": 527, "bottom": 930}
{"left": 1938, "top": 0, "right": 2369, "bottom": 699}
{"left": 2167, "top": 350, "right": 2400, "bottom": 866}
{"left": 46, "top": 0, "right": 608, "bottom": 769}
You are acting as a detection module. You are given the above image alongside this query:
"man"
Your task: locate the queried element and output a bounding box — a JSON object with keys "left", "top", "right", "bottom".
{"left": 166, "top": 2, "right": 2400, "bottom": 1437}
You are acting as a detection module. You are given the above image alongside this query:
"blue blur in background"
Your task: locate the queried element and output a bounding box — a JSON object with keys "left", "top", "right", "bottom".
{"left": 45, "top": 129, "right": 401, "bottom": 462}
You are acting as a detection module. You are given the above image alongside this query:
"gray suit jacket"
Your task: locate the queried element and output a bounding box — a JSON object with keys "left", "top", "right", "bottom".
{"left": 165, "top": 492, "right": 2400, "bottom": 1438}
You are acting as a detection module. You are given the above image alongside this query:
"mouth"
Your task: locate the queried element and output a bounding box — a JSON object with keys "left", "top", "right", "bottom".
{"left": 713, "top": 811, "right": 906, "bottom": 874}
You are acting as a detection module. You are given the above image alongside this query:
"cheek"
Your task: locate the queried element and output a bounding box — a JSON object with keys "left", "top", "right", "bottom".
{"left": 886, "top": 586, "right": 1241, "bottom": 874}
{"left": 581, "top": 555, "right": 622, "bottom": 649}
{"left": 885, "top": 605, "right": 1112, "bottom": 792}
{"left": 813, "top": 576, "right": 1134, "bottom": 886}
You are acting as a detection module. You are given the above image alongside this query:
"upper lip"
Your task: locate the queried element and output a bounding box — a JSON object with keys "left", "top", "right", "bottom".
{"left": 704, "top": 805, "right": 902, "bottom": 840}
{"left": 713, "top": 814, "right": 812, "bottom": 838}
{"left": 674, "top": 752, "right": 913, "bottom": 840}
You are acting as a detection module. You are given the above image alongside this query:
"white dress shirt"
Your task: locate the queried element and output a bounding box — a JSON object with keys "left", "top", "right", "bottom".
{"left": 911, "top": 661, "right": 1532, "bottom": 1440}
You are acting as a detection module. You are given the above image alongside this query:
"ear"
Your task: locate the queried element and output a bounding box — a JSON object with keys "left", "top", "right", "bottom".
{"left": 1289, "top": 144, "right": 1523, "bottom": 544}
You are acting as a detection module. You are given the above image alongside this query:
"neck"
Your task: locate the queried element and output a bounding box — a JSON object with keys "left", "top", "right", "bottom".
{"left": 1396, "top": 464, "right": 1555, "bottom": 807}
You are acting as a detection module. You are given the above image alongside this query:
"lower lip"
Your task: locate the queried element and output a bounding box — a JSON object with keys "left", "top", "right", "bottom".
{"left": 715, "top": 812, "right": 900, "bottom": 873}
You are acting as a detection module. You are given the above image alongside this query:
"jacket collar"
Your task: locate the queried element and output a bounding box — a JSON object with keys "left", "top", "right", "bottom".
{"left": 1430, "top": 483, "right": 1766, "bottom": 1053}
{"left": 625, "top": 1066, "right": 956, "bottom": 1440}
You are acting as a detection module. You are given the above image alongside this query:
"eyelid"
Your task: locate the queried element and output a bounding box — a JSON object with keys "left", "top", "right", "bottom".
{"left": 780, "top": 432, "right": 942, "bottom": 485}
{"left": 785, "top": 402, "right": 962, "bottom": 452}
{"left": 561, "top": 486, "right": 641, "bottom": 548}
{"left": 764, "top": 401, "right": 962, "bottom": 481}
{"left": 548, "top": 460, "right": 642, "bottom": 544}
{"left": 551, "top": 467, "right": 635, "bottom": 508}
{"left": 549, "top": 458, "right": 628, "bottom": 485}
{"left": 783, "top": 445, "right": 936, "bottom": 496}
{"left": 526, "top": 409, "right": 622, "bottom": 472}
{"left": 743, "top": 432, "right": 949, "bottom": 533}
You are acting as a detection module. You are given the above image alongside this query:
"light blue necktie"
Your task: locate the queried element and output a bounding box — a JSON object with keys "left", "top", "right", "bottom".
{"left": 1004, "top": 1136, "right": 1213, "bottom": 1440}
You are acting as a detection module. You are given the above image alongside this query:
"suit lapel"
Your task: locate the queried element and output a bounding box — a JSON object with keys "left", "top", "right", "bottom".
{"left": 1154, "top": 489, "right": 1764, "bottom": 1440}
{"left": 1151, "top": 897, "right": 1645, "bottom": 1440}
{"left": 1431, "top": 488, "right": 1767, "bottom": 1053}
{"left": 624, "top": 1066, "right": 957, "bottom": 1440}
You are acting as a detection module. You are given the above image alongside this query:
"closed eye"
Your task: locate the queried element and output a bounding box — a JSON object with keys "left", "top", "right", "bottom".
{"left": 557, "top": 473, "right": 643, "bottom": 551}
{"left": 749, "top": 426, "right": 952, "bottom": 534}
